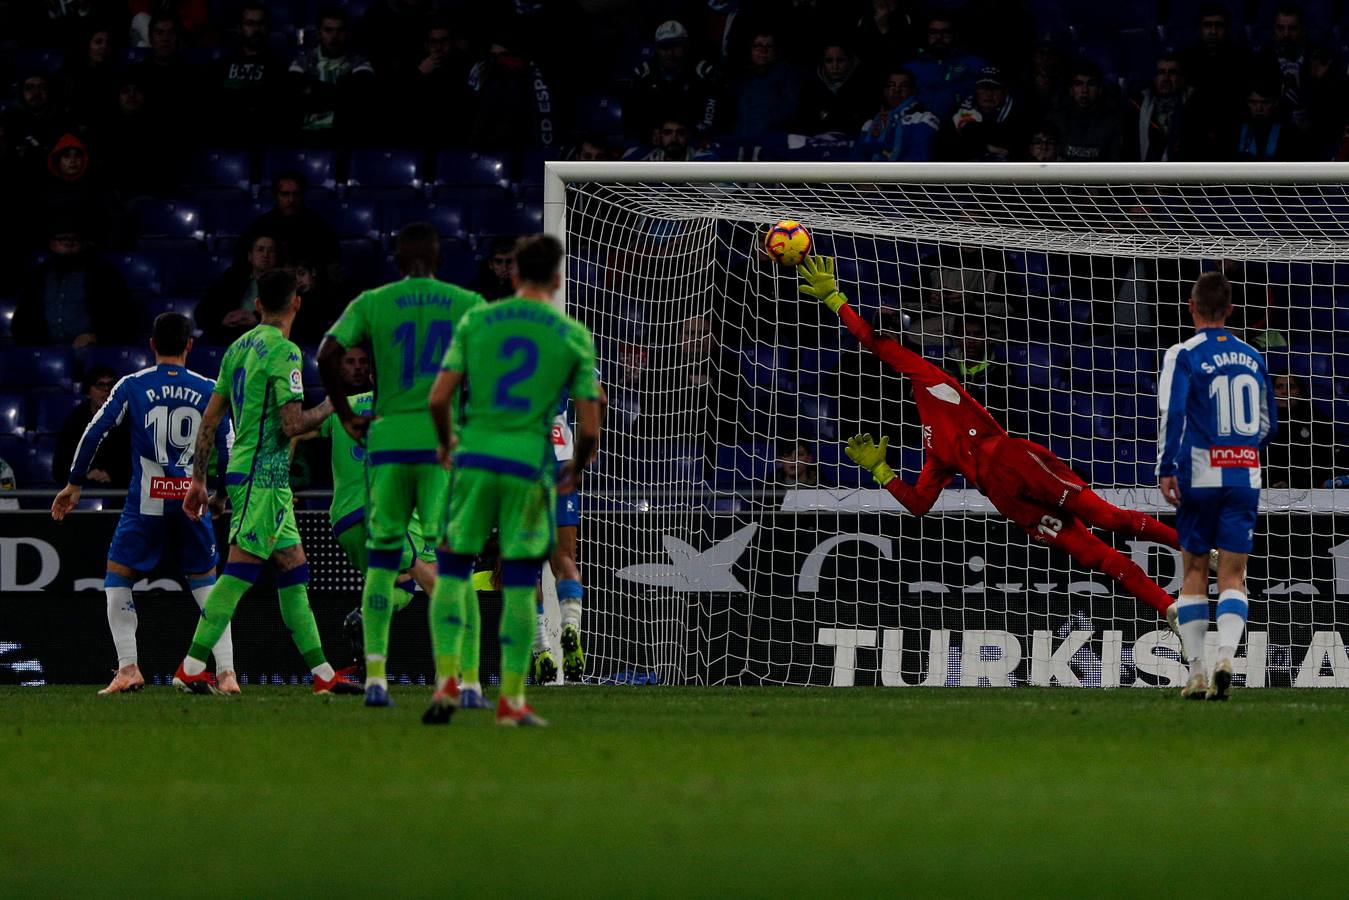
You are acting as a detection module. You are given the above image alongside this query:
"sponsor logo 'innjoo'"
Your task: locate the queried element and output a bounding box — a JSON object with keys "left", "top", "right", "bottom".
{"left": 1210, "top": 446, "right": 1259, "bottom": 467}
{"left": 148, "top": 476, "right": 192, "bottom": 499}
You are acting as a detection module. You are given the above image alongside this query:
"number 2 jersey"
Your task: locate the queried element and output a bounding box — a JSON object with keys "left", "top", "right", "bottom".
{"left": 69, "top": 363, "right": 229, "bottom": 515}
{"left": 1157, "top": 327, "right": 1277, "bottom": 487}
{"left": 326, "top": 277, "right": 485, "bottom": 462}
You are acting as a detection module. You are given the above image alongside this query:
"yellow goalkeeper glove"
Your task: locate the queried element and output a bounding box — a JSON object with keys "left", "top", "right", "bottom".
{"left": 799, "top": 256, "right": 847, "bottom": 314}
{"left": 845, "top": 433, "right": 896, "bottom": 486}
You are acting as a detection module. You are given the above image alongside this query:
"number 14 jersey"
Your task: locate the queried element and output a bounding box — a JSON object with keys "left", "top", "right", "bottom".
{"left": 327, "top": 277, "right": 485, "bottom": 461}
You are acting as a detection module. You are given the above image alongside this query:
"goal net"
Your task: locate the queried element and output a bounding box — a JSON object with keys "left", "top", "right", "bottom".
{"left": 547, "top": 162, "right": 1349, "bottom": 689}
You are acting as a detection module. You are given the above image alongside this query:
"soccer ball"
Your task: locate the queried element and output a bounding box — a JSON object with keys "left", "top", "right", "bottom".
{"left": 762, "top": 220, "right": 811, "bottom": 266}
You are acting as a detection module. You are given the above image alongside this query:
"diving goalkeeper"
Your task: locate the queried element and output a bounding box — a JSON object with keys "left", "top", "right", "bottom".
{"left": 800, "top": 256, "right": 1182, "bottom": 616}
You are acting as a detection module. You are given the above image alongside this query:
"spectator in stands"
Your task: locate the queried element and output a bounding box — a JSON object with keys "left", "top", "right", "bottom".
{"left": 398, "top": 19, "right": 472, "bottom": 146}
{"left": 1254, "top": 4, "right": 1310, "bottom": 127}
{"left": 732, "top": 30, "right": 799, "bottom": 136}
{"left": 772, "top": 440, "right": 818, "bottom": 488}
{"left": 52, "top": 364, "right": 131, "bottom": 488}
{"left": 1022, "top": 43, "right": 1064, "bottom": 127}
{"left": 1179, "top": 2, "right": 1251, "bottom": 115}
{"left": 289, "top": 6, "right": 376, "bottom": 136}
{"left": 211, "top": 1, "right": 286, "bottom": 143}
{"left": 131, "top": 14, "right": 201, "bottom": 127}
{"left": 605, "top": 341, "right": 647, "bottom": 436}
{"left": 945, "top": 315, "right": 1008, "bottom": 417}
{"left": 0, "top": 456, "right": 16, "bottom": 510}
{"left": 796, "top": 41, "right": 871, "bottom": 136}
{"left": 854, "top": 0, "right": 917, "bottom": 74}
{"left": 467, "top": 39, "right": 555, "bottom": 150}
{"left": 94, "top": 70, "right": 174, "bottom": 200}
{"left": 288, "top": 258, "right": 343, "bottom": 346}
{"left": 625, "top": 114, "right": 715, "bottom": 161}
{"left": 625, "top": 20, "right": 721, "bottom": 140}
{"left": 1049, "top": 61, "right": 1121, "bottom": 161}
{"left": 240, "top": 171, "right": 341, "bottom": 287}
{"left": 1263, "top": 374, "right": 1336, "bottom": 489}
{"left": 904, "top": 13, "right": 986, "bottom": 120}
{"left": 4, "top": 72, "right": 64, "bottom": 170}
{"left": 572, "top": 135, "right": 611, "bottom": 161}
{"left": 1123, "top": 54, "right": 1194, "bottom": 162}
{"left": 914, "top": 245, "right": 1005, "bottom": 349}
{"left": 196, "top": 233, "right": 277, "bottom": 345}
{"left": 948, "top": 66, "right": 1024, "bottom": 162}
{"left": 1234, "top": 84, "right": 1302, "bottom": 160}
{"left": 1026, "top": 124, "right": 1060, "bottom": 161}
{"left": 470, "top": 236, "right": 516, "bottom": 301}
{"left": 1297, "top": 45, "right": 1346, "bottom": 159}
{"left": 856, "top": 68, "right": 939, "bottom": 162}
{"left": 39, "top": 131, "right": 124, "bottom": 242}
{"left": 129, "top": 0, "right": 210, "bottom": 48}
{"left": 14, "top": 223, "right": 133, "bottom": 348}
{"left": 61, "top": 24, "right": 120, "bottom": 125}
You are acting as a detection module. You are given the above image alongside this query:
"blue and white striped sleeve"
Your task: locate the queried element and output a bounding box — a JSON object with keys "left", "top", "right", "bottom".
{"left": 68, "top": 378, "right": 130, "bottom": 486}
{"left": 1258, "top": 356, "right": 1277, "bottom": 448}
{"left": 1156, "top": 344, "right": 1189, "bottom": 477}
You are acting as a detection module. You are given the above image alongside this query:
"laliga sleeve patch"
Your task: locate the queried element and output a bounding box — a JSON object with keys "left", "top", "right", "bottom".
{"left": 289, "top": 367, "right": 303, "bottom": 395}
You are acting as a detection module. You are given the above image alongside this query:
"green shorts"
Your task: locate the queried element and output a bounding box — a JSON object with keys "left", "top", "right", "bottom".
{"left": 334, "top": 516, "right": 434, "bottom": 574}
{"left": 366, "top": 462, "right": 448, "bottom": 555}
{"left": 228, "top": 482, "right": 300, "bottom": 560}
{"left": 445, "top": 466, "right": 555, "bottom": 559}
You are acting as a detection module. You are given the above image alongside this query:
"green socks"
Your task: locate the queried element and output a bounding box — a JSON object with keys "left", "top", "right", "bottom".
{"left": 430, "top": 550, "right": 473, "bottom": 685}
{"left": 277, "top": 566, "right": 326, "bottom": 670}
{"left": 362, "top": 560, "right": 398, "bottom": 672}
{"left": 187, "top": 571, "right": 254, "bottom": 663}
{"left": 461, "top": 587, "right": 482, "bottom": 685}
{"left": 499, "top": 584, "right": 535, "bottom": 700}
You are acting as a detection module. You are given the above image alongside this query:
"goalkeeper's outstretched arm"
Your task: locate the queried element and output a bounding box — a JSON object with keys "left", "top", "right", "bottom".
{"left": 845, "top": 434, "right": 952, "bottom": 516}
{"left": 798, "top": 256, "right": 944, "bottom": 382}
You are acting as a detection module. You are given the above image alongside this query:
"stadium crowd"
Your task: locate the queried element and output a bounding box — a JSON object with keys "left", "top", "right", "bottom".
{"left": 2, "top": 0, "right": 1348, "bottom": 501}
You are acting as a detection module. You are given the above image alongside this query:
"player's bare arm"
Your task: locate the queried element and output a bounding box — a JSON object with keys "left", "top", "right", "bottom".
{"left": 563, "top": 397, "right": 603, "bottom": 491}
{"left": 51, "top": 483, "right": 81, "bottom": 521}
{"left": 428, "top": 368, "right": 463, "bottom": 467}
{"left": 317, "top": 335, "right": 367, "bottom": 441}
{"left": 184, "top": 392, "right": 229, "bottom": 520}
{"left": 280, "top": 397, "right": 333, "bottom": 439}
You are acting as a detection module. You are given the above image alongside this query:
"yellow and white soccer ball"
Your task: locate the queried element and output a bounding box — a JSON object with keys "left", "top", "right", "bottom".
{"left": 762, "top": 219, "right": 812, "bottom": 266}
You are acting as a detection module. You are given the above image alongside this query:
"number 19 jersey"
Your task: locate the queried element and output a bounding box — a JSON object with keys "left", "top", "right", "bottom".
{"left": 326, "top": 277, "right": 486, "bottom": 462}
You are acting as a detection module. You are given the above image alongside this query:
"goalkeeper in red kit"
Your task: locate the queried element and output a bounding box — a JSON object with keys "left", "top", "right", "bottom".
{"left": 800, "top": 256, "right": 1182, "bottom": 617}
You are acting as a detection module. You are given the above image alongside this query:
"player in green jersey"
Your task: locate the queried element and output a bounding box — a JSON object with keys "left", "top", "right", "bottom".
{"left": 318, "top": 223, "right": 486, "bottom": 708}
{"left": 312, "top": 347, "right": 441, "bottom": 671}
{"left": 427, "top": 234, "right": 602, "bottom": 727}
{"left": 174, "top": 269, "right": 360, "bottom": 695}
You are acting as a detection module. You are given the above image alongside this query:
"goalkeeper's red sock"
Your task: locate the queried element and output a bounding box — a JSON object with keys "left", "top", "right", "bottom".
{"left": 1056, "top": 523, "right": 1173, "bottom": 615}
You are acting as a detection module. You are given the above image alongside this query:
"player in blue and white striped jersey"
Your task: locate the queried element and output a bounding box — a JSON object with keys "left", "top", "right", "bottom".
{"left": 50, "top": 314, "right": 235, "bottom": 695}
{"left": 1156, "top": 271, "right": 1277, "bottom": 700}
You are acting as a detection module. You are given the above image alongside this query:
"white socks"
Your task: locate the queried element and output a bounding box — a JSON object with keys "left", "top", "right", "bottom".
{"left": 1174, "top": 594, "right": 1209, "bottom": 678}
{"left": 106, "top": 587, "right": 138, "bottom": 667}
{"left": 561, "top": 600, "right": 581, "bottom": 631}
{"left": 534, "top": 608, "right": 549, "bottom": 652}
{"left": 182, "top": 656, "right": 207, "bottom": 676}
{"left": 191, "top": 582, "right": 235, "bottom": 672}
{"left": 312, "top": 662, "right": 336, "bottom": 682}
{"left": 1215, "top": 589, "right": 1249, "bottom": 665}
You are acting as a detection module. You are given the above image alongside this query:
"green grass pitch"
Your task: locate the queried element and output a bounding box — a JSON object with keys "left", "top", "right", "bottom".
{"left": 3, "top": 685, "right": 1347, "bottom": 896}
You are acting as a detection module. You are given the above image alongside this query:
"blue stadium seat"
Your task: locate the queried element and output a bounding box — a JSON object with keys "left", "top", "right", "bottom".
{"left": 16, "top": 437, "right": 57, "bottom": 488}
{"left": 155, "top": 244, "right": 221, "bottom": 298}
{"left": 732, "top": 443, "right": 772, "bottom": 487}
{"left": 32, "top": 391, "right": 80, "bottom": 433}
{"left": 573, "top": 95, "right": 623, "bottom": 138}
{"left": 134, "top": 198, "right": 207, "bottom": 241}
{"left": 302, "top": 353, "right": 322, "bottom": 389}
{"left": 347, "top": 148, "right": 423, "bottom": 189}
{"left": 422, "top": 202, "right": 468, "bottom": 241}
{"left": 197, "top": 191, "right": 264, "bottom": 237}
{"left": 1, "top": 348, "right": 74, "bottom": 388}
{"left": 12, "top": 48, "right": 65, "bottom": 75}
{"left": 340, "top": 240, "right": 381, "bottom": 289}
{"left": 470, "top": 201, "right": 543, "bottom": 240}
{"left": 109, "top": 252, "right": 163, "bottom": 297}
{"left": 0, "top": 435, "right": 30, "bottom": 483}
{"left": 262, "top": 148, "right": 338, "bottom": 190}
{"left": 740, "top": 346, "right": 779, "bottom": 388}
{"left": 182, "top": 149, "right": 252, "bottom": 190}
{"left": 0, "top": 297, "right": 15, "bottom": 339}
{"left": 517, "top": 148, "right": 558, "bottom": 187}
{"left": 432, "top": 151, "right": 512, "bottom": 189}
{"left": 0, "top": 394, "right": 25, "bottom": 436}
{"left": 83, "top": 346, "right": 154, "bottom": 377}
{"left": 191, "top": 346, "right": 227, "bottom": 379}
{"left": 333, "top": 198, "right": 381, "bottom": 240}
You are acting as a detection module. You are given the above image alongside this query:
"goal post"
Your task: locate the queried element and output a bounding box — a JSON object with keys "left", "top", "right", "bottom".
{"left": 545, "top": 160, "right": 1349, "bottom": 689}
